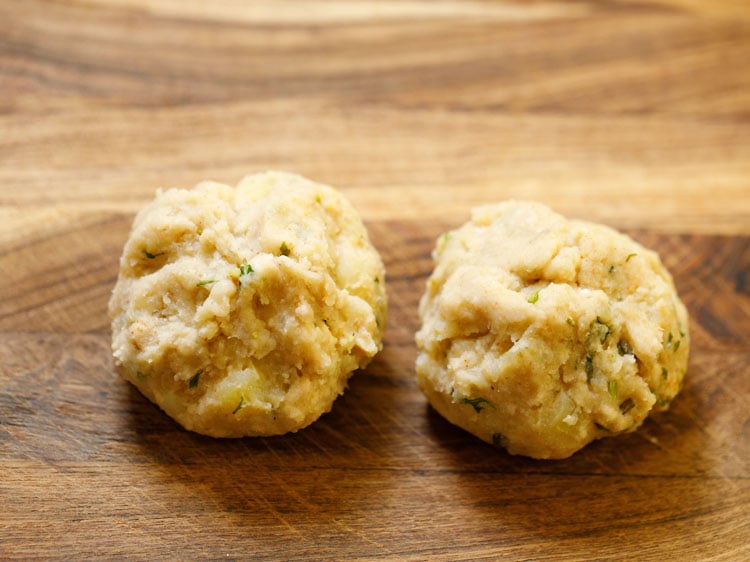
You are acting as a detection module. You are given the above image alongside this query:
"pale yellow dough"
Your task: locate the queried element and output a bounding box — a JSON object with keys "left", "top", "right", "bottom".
{"left": 416, "top": 201, "right": 689, "bottom": 459}
{"left": 109, "top": 171, "right": 387, "bottom": 437}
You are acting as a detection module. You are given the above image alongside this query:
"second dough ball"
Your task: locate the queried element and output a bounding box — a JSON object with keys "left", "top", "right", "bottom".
{"left": 416, "top": 201, "right": 689, "bottom": 459}
{"left": 109, "top": 171, "right": 387, "bottom": 437}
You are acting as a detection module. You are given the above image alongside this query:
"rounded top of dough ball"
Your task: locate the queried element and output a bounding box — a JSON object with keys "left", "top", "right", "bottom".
{"left": 109, "top": 171, "right": 387, "bottom": 437}
{"left": 416, "top": 200, "right": 689, "bottom": 459}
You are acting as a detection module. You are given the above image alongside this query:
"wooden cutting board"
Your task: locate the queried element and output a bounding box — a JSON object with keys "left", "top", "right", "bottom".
{"left": 1, "top": 1, "right": 748, "bottom": 559}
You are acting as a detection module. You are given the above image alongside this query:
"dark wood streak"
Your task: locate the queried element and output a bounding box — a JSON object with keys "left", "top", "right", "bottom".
{"left": 1, "top": 1, "right": 748, "bottom": 119}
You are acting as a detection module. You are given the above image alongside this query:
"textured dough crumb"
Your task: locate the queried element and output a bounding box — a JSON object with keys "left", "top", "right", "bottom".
{"left": 416, "top": 200, "right": 689, "bottom": 459}
{"left": 109, "top": 171, "right": 387, "bottom": 437}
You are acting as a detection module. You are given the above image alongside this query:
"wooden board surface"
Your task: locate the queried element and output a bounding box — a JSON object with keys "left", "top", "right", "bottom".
{"left": 1, "top": 1, "right": 748, "bottom": 559}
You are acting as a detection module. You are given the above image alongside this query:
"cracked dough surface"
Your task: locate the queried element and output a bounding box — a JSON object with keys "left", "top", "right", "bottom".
{"left": 109, "top": 171, "right": 387, "bottom": 437}
{"left": 416, "top": 201, "right": 689, "bottom": 459}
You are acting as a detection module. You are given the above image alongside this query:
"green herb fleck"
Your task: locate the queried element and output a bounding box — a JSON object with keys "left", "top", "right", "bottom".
{"left": 585, "top": 354, "right": 594, "bottom": 381}
{"left": 374, "top": 276, "right": 380, "bottom": 284}
{"left": 566, "top": 317, "right": 576, "bottom": 327}
{"left": 608, "top": 265, "right": 616, "bottom": 274}
{"left": 528, "top": 290, "right": 540, "bottom": 304}
{"left": 679, "top": 329, "right": 686, "bottom": 338}
{"left": 143, "top": 250, "right": 164, "bottom": 259}
{"left": 595, "top": 422, "right": 611, "bottom": 432}
{"left": 136, "top": 370, "right": 147, "bottom": 380}
{"left": 608, "top": 380, "right": 618, "bottom": 401}
{"left": 617, "top": 340, "right": 632, "bottom": 356}
{"left": 460, "top": 397, "right": 494, "bottom": 413}
{"left": 315, "top": 194, "right": 322, "bottom": 203}
{"left": 232, "top": 396, "right": 246, "bottom": 415}
{"left": 239, "top": 259, "right": 253, "bottom": 276}
{"left": 280, "top": 241, "right": 290, "bottom": 256}
{"left": 662, "top": 367, "right": 668, "bottom": 380}
{"left": 673, "top": 340, "right": 681, "bottom": 352}
{"left": 196, "top": 279, "right": 216, "bottom": 287}
{"left": 626, "top": 253, "right": 637, "bottom": 262}
{"left": 189, "top": 371, "right": 202, "bottom": 388}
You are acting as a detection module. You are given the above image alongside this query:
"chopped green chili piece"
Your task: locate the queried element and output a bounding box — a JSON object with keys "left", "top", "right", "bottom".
{"left": 460, "top": 397, "right": 494, "bottom": 413}
{"left": 232, "top": 396, "right": 246, "bottom": 415}
{"left": 566, "top": 317, "right": 576, "bottom": 327}
{"left": 617, "top": 340, "right": 632, "bottom": 356}
{"left": 595, "top": 318, "right": 611, "bottom": 344}
{"left": 528, "top": 290, "right": 540, "bottom": 304}
{"left": 143, "top": 250, "right": 164, "bottom": 259}
{"left": 239, "top": 259, "right": 253, "bottom": 276}
{"left": 189, "top": 371, "right": 202, "bottom": 388}
{"left": 280, "top": 242, "right": 290, "bottom": 256}
{"left": 626, "top": 253, "right": 637, "bottom": 262}
{"left": 608, "top": 380, "right": 618, "bottom": 400}
{"left": 673, "top": 340, "right": 681, "bottom": 352}
{"left": 585, "top": 354, "right": 594, "bottom": 381}
{"left": 196, "top": 279, "right": 216, "bottom": 287}
{"left": 665, "top": 332, "right": 674, "bottom": 349}
{"left": 619, "top": 398, "right": 635, "bottom": 415}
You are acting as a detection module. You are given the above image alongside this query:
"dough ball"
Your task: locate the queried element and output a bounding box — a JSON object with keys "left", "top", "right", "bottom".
{"left": 109, "top": 171, "right": 387, "bottom": 437}
{"left": 416, "top": 201, "right": 689, "bottom": 459}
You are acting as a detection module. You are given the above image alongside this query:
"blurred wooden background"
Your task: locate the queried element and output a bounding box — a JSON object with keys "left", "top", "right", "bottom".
{"left": 1, "top": 1, "right": 748, "bottom": 559}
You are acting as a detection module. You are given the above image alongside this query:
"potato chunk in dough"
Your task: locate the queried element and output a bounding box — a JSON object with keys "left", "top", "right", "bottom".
{"left": 109, "top": 171, "right": 387, "bottom": 437}
{"left": 416, "top": 201, "right": 689, "bottom": 459}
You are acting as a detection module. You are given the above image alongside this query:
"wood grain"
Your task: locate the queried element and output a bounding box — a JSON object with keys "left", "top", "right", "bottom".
{"left": 1, "top": 1, "right": 749, "bottom": 560}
